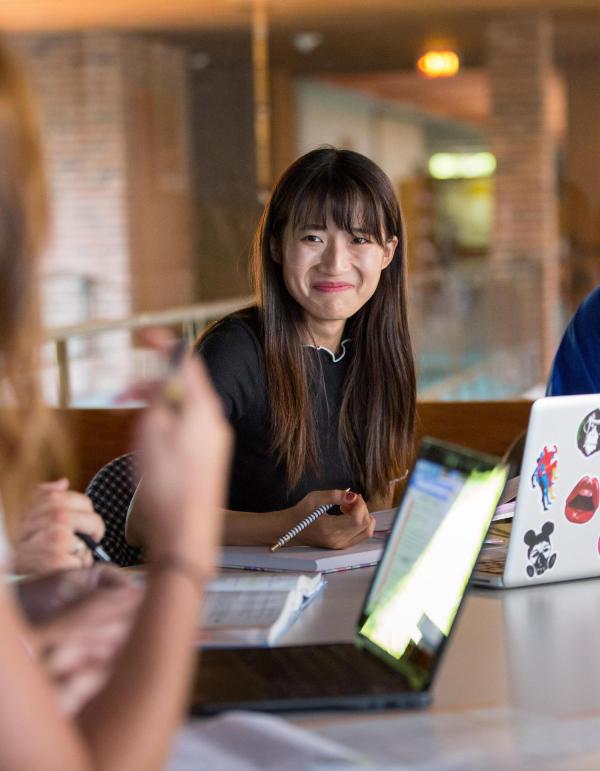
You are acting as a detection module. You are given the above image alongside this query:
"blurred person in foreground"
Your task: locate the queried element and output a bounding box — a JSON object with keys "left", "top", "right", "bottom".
{"left": 0, "top": 35, "right": 231, "bottom": 770}
{"left": 546, "top": 285, "right": 600, "bottom": 396}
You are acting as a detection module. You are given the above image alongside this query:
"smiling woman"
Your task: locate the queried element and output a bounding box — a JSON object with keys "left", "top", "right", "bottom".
{"left": 158, "top": 147, "right": 414, "bottom": 551}
{"left": 204, "top": 148, "right": 414, "bottom": 543}
{"left": 126, "top": 148, "right": 416, "bottom": 554}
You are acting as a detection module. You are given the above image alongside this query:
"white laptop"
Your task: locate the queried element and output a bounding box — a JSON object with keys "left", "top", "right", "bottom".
{"left": 475, "top": 394, "right": 600, "bottom": 588}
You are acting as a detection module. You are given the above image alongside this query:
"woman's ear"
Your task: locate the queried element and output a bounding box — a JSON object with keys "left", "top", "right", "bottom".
{"left": 270, "top": 236, "right": 282, "bottom": 264}
{"left": 382, "top": 236, "right": 398, "bottom": 269}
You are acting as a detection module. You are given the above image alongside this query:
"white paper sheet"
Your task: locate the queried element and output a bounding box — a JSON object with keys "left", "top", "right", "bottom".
{"left": 166, "top": 711, "right": 365, "bottom": 771}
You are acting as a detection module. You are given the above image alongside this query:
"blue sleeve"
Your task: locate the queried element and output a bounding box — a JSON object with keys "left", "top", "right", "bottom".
{"left": 547, "top": 287, "right": 600, "bottom": 396}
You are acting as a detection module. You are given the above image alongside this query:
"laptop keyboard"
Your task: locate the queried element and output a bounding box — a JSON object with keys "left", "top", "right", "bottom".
{"left": 195, "top": 643, "right": 412, "bottom": 703}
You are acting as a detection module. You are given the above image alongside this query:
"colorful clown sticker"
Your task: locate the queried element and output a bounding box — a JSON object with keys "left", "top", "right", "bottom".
{"left": 524, "top": 522, "right": 557, "bottom": 578}
{"left": 565, "top": 476, "right": 600, "bottom": 524}
{"left": 531, "top": 445, "right": 558, "bottom": 511}
{"left": 577, "top": 410, "right": 600, "bottom": 458}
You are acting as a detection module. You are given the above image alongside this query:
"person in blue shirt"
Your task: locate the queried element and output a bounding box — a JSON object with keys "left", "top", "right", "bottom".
{"left": 547, "top": 286, "right": 600, "bottom": 396}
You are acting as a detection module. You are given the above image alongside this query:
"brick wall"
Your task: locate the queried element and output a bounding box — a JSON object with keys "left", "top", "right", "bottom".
{"left": 12, "top": 31, "right": 194, "bottom": 326}
{"left": 487, "top": 13, "right": 561, "bottom": 375}
{"left": 15, "top": 32, "right": 131, "bottom": 326}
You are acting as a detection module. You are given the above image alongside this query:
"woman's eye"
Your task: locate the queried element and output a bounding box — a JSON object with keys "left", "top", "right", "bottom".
{"left": 353, "top": 236, "right": 370, "bottom": 245}
{"left": 303, "top": 234, "right": 323, "bottom": 243}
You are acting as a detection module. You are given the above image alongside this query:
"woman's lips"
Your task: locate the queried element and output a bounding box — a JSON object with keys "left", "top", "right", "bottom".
{"left": 565, "top": 476, "right": 600, "bottom": 524}
{"left": 312, "top": 282, "right": 353, "bottom": 293}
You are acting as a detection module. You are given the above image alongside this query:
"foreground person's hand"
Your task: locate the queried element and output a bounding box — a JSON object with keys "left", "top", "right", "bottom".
{"left": 136, "top": 356, "right": 232, "bottom": 575}
{"left": 14, "top": 480, "right": 105, "bottom": 575}
{"left": 23, "top": 573, "right": 143, "bottom": 715}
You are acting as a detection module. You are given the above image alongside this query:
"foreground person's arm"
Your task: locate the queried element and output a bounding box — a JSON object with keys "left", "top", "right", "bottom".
{"left": 0, "top": 359, "right": 231, "bottom": 771}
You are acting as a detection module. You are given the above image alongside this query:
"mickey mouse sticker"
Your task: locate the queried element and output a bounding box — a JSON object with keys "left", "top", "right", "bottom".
{"left": 524, "top": 522, "right": 557, "bottom": 578}
{"left": 577, "top": 409, "right": 600, "bottom": 458}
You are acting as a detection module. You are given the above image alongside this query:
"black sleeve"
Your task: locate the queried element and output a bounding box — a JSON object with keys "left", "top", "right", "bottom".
{"left": 197, "top": 318, "right": 263, "bottom": 424}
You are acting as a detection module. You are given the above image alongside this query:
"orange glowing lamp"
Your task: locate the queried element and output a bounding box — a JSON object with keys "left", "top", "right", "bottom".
{"left": 417, "top": 50, "right": 460, "bottom": 78}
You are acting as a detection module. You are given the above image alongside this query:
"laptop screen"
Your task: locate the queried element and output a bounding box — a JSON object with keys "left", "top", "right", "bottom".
{"left": 357, "top": 439, "right": 508, "bottom": 690}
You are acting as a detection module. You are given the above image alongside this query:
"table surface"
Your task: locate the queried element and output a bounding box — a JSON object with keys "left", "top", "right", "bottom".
{"left": 183, "top": 569, "right": 600, "bottom": 769}
{"left": 276, "top": 567, "right": 600, "bottom": 718}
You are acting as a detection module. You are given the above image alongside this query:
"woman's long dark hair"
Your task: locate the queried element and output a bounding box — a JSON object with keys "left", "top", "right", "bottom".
{"left": 251, "top": 147, "right": 416, "bottom": 500}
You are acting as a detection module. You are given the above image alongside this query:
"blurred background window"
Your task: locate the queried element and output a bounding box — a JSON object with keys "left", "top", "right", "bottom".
{"left": 5, "top": 1, "right": 599, "bottom": 405}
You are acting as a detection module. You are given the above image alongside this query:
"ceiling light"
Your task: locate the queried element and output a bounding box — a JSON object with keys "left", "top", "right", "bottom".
{"left": 292, "top": 31, "right": 323, "bottom": 55}
{"left": 417, "top": 50, "right": 460, "bottom": 79}
{"left": 429, "top": 153, "right": 496, "bottom": 180}
{"left": 190, "top": 52, "right": 211, "bottom": 70}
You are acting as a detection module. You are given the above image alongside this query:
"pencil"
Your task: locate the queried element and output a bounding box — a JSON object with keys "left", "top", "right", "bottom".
{"left": 269, "top": 489, "right": 351, "bottom": 552}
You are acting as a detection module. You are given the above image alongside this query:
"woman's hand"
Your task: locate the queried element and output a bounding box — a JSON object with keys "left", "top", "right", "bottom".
{"left": 13, "top": 480, "right": 105, "bottom": 575}
{"left": 135, "top": 357, "right": 231, "bottom": 574}
{"left": 287, "top": 489, "right": 375, "bottom": 549}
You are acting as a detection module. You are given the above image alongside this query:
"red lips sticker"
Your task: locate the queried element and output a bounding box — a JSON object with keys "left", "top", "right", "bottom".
{"left": 565, "top": 476, "right": 600, "bottom": 524}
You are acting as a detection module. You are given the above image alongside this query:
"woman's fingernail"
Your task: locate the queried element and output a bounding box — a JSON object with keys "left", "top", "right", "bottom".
{"left": 344, "top": 491, "right": 357, "bottom": 503}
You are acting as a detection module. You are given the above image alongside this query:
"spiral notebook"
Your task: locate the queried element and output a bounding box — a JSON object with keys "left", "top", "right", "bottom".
{"left": 218, "top": 510, "right": 394, "bottom": 573}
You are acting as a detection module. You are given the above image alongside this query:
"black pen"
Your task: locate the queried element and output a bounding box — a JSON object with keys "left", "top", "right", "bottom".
{"left": 75, "top": 531, "right": 111, "bottom": 562}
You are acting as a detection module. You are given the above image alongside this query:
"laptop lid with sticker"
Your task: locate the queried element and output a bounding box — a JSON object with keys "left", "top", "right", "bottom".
{"left": 504, "top": 395, "right": 600, "bottom": 588}
{"left": 355, "top": 439, "right": 508, "bottom": 691}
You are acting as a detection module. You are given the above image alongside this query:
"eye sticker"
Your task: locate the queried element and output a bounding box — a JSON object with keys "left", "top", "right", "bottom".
{"left": 565, "top": 476, "right": 600, "bottom": 524}
{"left": 524, "top": 522, "right": 557, "bottom": 578}
{"left": 531, "top": 445, "right": 558, "bottom": 511}
{"left": 577, "top": 409, "right": 600, "bottom": 458}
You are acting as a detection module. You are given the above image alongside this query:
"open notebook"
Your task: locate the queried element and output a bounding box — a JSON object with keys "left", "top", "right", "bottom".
{"left": 218, "top": 509, "right": 394, "bottom": 573}
{"left": 199, "top": 573, "right": 324, "bottom": 646}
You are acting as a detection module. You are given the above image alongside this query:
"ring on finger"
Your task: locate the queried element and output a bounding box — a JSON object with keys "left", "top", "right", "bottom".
{"left": 70, "top": 540, "right": 86, "bottom": 558}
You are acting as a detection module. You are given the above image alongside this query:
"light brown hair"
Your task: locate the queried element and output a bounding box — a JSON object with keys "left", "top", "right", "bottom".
{"left": 0, "top": 40, "right": 66, "bottom": 526}
{"left": 252, "top": 147, "right": 416, "bottom": 499}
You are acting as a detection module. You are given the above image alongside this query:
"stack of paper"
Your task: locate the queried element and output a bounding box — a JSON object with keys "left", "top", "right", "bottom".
{"left": 199, "top": 573, "right": 324, "bottom": 647}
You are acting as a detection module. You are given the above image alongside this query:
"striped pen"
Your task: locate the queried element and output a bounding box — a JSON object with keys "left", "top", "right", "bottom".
{"left": 269, "top": 489, "right": 351, "bottom": 552}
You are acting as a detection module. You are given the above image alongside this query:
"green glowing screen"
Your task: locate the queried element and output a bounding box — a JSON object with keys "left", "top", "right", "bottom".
{"left": 358, "top": 445, "right": 507, "bottom": 687}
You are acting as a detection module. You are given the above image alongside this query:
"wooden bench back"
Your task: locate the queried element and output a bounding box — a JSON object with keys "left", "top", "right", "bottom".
{"left": 56, "top": 400, "right": 533, "bottom": 492}
{"left": 416, "top": 400, "right": 532, "bottom": 458}
{"left": 56, "top": 408, "right": 140, "bottom": 492}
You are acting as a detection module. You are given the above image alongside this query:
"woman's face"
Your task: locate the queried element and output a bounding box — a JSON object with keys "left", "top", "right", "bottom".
{"left": 276, "top": 215, "right": 397, "bottom": 329}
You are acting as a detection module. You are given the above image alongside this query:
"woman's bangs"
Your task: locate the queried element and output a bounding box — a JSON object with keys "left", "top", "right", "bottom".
{"left": 289, "top": 175, "right": 386, "bottom": 245}
{"left": 288, "top": 181, "right": 329, "bottom": 232}
{"left": 328, "top": 184, "right": 386, "bottom": 245}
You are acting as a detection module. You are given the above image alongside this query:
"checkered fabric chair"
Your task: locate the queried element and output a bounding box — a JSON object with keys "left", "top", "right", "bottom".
{"left": 86, "top": 453, "right": 143, "bottom": 567}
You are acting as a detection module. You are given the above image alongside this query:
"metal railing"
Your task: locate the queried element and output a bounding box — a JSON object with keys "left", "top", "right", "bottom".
{"left": 46, "top": 295, "right": 253, "bottom": 407}
{"left": 43, "top": 259, "right": 546, "bottom": 407}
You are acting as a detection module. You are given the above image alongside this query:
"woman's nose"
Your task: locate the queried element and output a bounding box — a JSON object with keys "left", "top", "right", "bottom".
{"left": 320, "top": 237, "right": 349, "bottom": 273}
